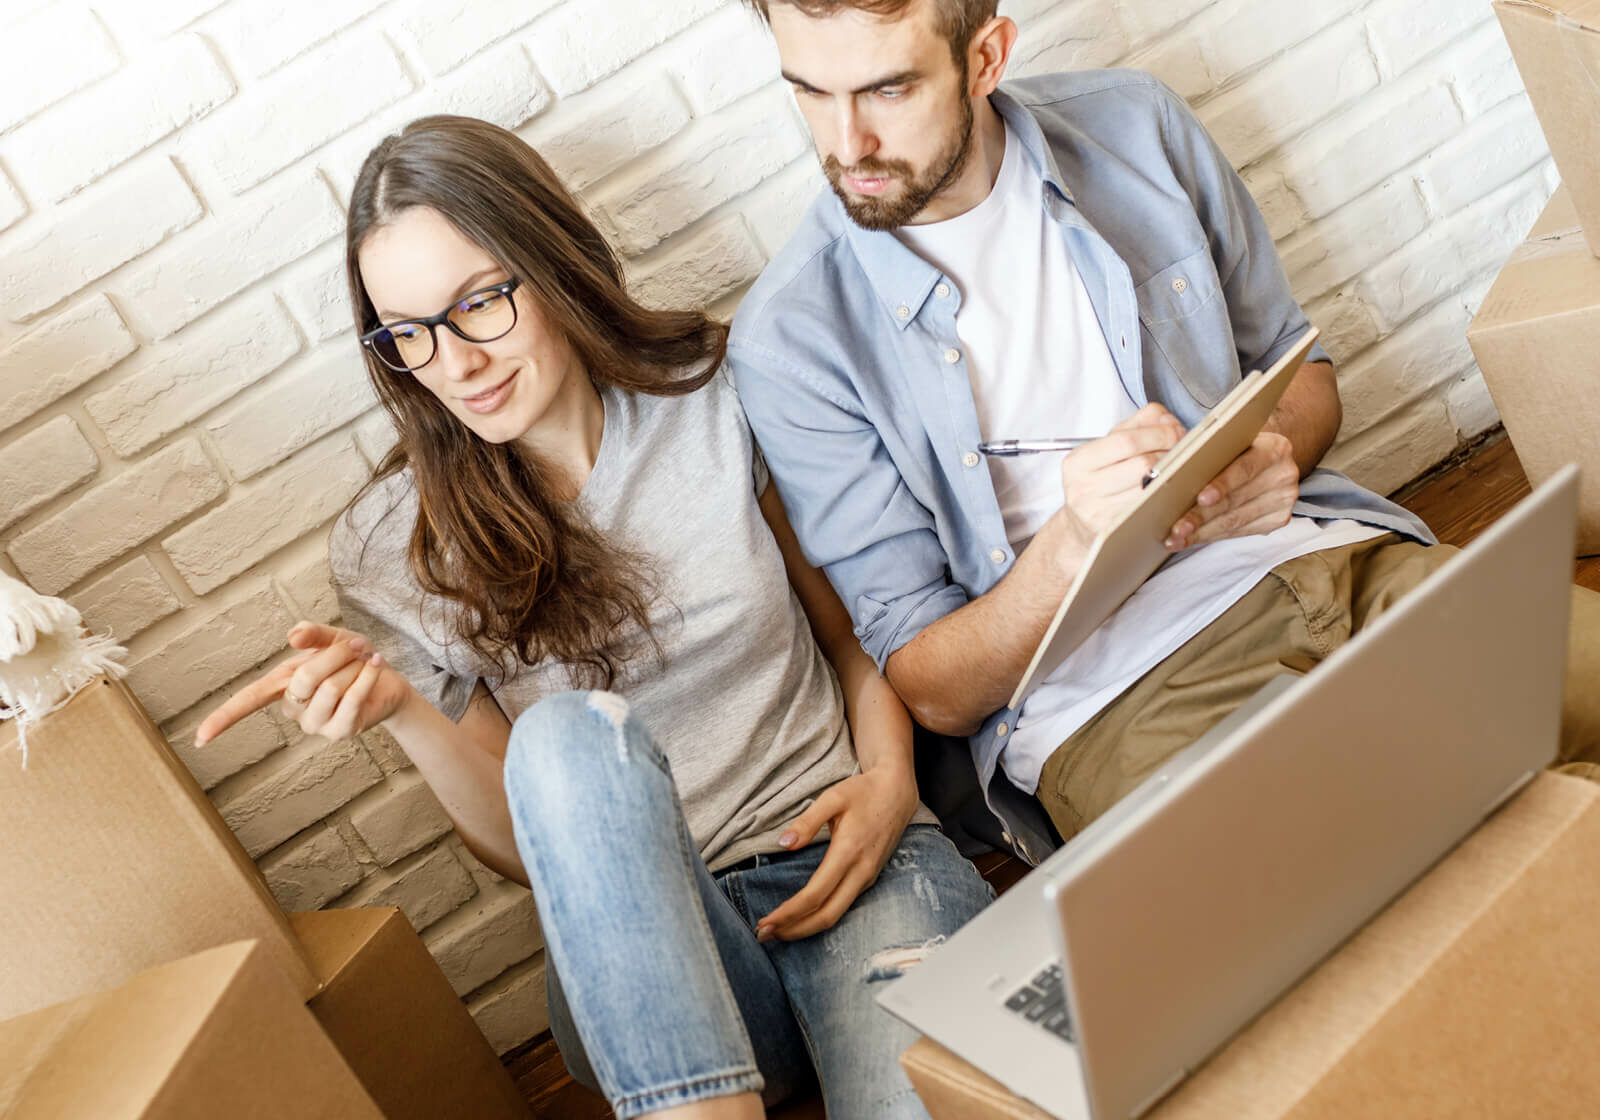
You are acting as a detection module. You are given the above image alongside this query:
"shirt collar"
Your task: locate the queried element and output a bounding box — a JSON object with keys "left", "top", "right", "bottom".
{"left": 835, "top": 84, "right": 1075, "bottom": 328}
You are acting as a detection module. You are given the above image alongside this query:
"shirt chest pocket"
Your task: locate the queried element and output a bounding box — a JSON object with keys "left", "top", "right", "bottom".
{"left": 1135, "top": 247, "right": 1233, "bottom": 409}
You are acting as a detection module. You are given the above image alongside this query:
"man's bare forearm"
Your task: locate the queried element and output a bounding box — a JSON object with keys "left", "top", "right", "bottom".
{"left": 886, "top": 514, "right": 1088, "bottom": 736}
{"left": 1266, "top": 360, "right": 1341, "bottom": 478}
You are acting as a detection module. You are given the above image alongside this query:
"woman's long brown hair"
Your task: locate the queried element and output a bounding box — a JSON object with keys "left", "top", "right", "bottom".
{"left": 345, "top": 115, "right": 725, "bottom": 687}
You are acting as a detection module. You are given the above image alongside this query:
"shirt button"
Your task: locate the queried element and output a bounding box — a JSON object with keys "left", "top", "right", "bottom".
{"left": 935, "top": 283, "right": 951, "bottom": 298}
{"left": 945, "top": 348, "right": 961, "bottom": 364}
{"left": 962, "top": 451, "right": 980, "bottom": 468}
{"left": 896, "top": 305, "right": 910, "bottom": 319}
{"left": 997, "top": 722, "right": 1010, "bottom": 737}
{"left": 1172, "top": 277, "right": 1188, "bottom": 294}
{"left": 990, "top": 548, "right": 1006, "bottom": 565}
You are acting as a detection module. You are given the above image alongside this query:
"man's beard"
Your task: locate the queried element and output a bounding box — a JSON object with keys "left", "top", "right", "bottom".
{"left": 822, "top": 91, "right": 976, "bottom": 231}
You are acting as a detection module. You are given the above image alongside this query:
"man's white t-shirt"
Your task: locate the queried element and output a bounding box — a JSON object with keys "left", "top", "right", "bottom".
{"left": 896, "top": 124, "right": 1384, "bottom": 794}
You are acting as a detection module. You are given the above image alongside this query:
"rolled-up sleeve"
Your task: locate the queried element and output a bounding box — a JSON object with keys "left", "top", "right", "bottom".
{"left": 1156, "top": 82, "right": 1331, "bottom": 372}
{"left": 729, "top": 338, "right": 967, "bottom": 671}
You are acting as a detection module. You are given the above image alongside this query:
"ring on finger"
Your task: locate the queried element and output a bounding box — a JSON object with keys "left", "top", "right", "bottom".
{"left": 285, "top": 688, "right": 311, "bottom": 706}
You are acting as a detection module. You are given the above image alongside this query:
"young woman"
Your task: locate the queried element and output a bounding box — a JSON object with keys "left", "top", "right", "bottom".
{"left": 196, "top": 115, "right": 992, "bottom": 1120}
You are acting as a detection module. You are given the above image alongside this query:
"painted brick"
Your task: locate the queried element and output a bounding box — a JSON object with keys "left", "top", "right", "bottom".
{"left": 1337, "top": 298, "right": 1477, "bottom": 436}
{"left": 420, "top": 41, "right": 553, "bottom": 132}
{"left": 594, "top": 87, "right": 809, "bottom": 255}
{"left": 0, "top": 5, "right": 119, "bottom": 134}
{"left": 1357, "top": 169, "right": 1548, "bottom": 333}
{"left": 280, "top": 552, "right": 341, "bottom": 626}
{"left": 468, "top": 955, "right": 549, "bottom": 1055}
{"left": 361, "top": 724, "right": 415, "bottom": 775}
{"left": 1366, "top": 0, "right": 1491, "bottom": 80}
{"left": 396, "top": 0, "right": 563, "bottom": 75}
{"left": 340, "top": 843, "right": 478, "bottom": 932}
{"left": 96, "top": 0, "right": 229, "bottom": 42}
{"left": 204, "top": 344, "right": 374, "bottom": 480}
{"left": 0, "top": 416, "right": 99, "bottom": 532}
{"left": 281, "top": 245, "right": 353, "bottom": 343}
{"left": 449, "top": 834, "right": 507, "bottom": 889}
{"left": 348, "top": 770, "right": 455, "bottom": 866}
{"left": 424, "top": 890, "right": 543, "bottom": 997}
{"left": 1275, "top": 80, "right": 1461, "bottom": 220}
{"left": 1305, "top": 291, "right": 1382, "bottom": 367}
{"left": 2, "top": 35, "right": 235, "bottom": 203}
{"left": 192, "top": 36, "right": 413, "bottom": 195}
{"left": 112, "top": 175, "right": 343, "bottom": 340}
{"left": 125, "top": 584, "right": 296, "bottom": 723}
{"left": 1114, "top": 0, "right": 1213, "bottom": 43}
{"left": 163, "top": 437, "right": 370, "bottom": 595}
{"left": 353, "top": 410, "right": 397, "bottom": 469}
{"left": 658, "top": 4, "right": 780, "bottom": 116}
{"left": 9, "top": 440, "right": 224, "bottom": 595}
{"left": 1415, "top": 97, "right": 1549, "bottom": 219}
{"left": 1241, "top": 167, "right": 1305, "bottom": 243}
{"left": 259, "top": 825, "right": 367, "bottom": 912}
{"left": 1198, "top": 19, "right": 1379, "bottom": 168}
{"left": 1125, "top": 36, "right": 1214, "bottom": 103}
{"left": 0, "top": 296, "right": 137, "bottom": 436}
{"left": 1279, "top": 177, "right": 1430, "bottom": 304}
{"left": 1445, "top": 371, "right": 1501, "bottom": 440}
{"left": 83, "top": 293, "right": 300, "bottom": 456}
{"left": 166, "top": 700, "right": 301, "bottom": 792}
{"left": 1450, "top": 25, "right": 1527, "bottom": 119}
{"left": 1011, "top": 1, "right": 1131, "bottom": 76}
{"left": 522, "top": 74, "right": 693, "bottom": 192}
{"left": 527, "top": 0, "right": 724, "bottom": 97}
{"left": 1196, "top": 0, "right": 1366, "bottom": 86}
{"left": 739, "top": 157, "right": 826, "bottom": 260}
{"left": 217, "top": 734, "right": 384, "bottom": 857}
{"left": 628, "top": 216, "right": 767, "bottom": 312}
{"left": 69, "top": 555, "right": 182, "bottom": 644}
{"left": 1324, "top": 394, "right": 1457, "bottom": 497}
{"left": 204, "top": 0, "right": 388, "bottom": 77}
{"left": 0, "top": 171, "right": 24, "bottom": 233}
{"left": 0, "top": 160, "right": 202, "bottom": 324}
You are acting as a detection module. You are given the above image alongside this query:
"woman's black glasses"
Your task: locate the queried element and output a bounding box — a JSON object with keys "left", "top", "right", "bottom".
{"left": 360, "top": 278, "right": 523, "bottom": 373}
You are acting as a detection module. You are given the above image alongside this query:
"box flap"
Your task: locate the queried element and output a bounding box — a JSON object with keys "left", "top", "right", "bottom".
{"left": 901, "top": 1038, "right": 1054, "bottom": 1120}
{"left": 1468, "top": 191, "right": 1600, "bottom": 333}
{"left": 0, "top": 677, "right": 317, "bottom": 1019}
{"left": 289, "top": 905, "right": 400, "bottom": 986}
{"left": 1496, "top": 0, "right": 1600, "bottom": 29}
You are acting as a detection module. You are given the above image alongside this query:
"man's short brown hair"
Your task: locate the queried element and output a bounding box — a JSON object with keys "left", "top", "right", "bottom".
{"left": 744, "top": 0, "right": 1001, "bottom": 65}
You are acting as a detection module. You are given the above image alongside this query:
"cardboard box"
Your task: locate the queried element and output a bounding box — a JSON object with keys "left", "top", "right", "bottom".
{"left": 291, "top": 907, "right": 535, "bottom": 1120}
{"left": 1495, "top": 0, "right": 1600, "bottom": 256}
{"left": 1466, "top": 187, "right": 1600, "bottom": 555}
{"left": 0, "top": 939, "right": 385, "bottom": 1118}
{"left": 901, "top": 772, "right": 1600, "bottom": 1119}
{"left": 0, "top": 676, "right": 318, "bottom": 1020}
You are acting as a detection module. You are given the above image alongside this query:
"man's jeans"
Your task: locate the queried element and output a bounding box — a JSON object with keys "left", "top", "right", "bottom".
{"left": 503, "top": 691, "right": 994, "bottom": 1119}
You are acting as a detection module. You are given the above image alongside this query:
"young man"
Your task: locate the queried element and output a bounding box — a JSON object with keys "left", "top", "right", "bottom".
{"left": 728, "top": 0, "right": 1600, "bottom": 864}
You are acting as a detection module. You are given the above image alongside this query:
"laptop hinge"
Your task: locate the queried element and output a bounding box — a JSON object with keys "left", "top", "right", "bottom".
{"left": 1129, "top": 1068, "right": 1188, "bottom": 1120}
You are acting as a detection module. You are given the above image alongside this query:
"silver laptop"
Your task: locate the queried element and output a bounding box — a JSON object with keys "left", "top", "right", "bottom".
{"left": 878, "top": 465, "right": 1579, "bottom": 1119}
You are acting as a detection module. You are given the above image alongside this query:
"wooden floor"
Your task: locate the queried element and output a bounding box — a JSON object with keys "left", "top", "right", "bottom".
{"left": 503, "top": 431, "right": 1597, "bottom": 1117}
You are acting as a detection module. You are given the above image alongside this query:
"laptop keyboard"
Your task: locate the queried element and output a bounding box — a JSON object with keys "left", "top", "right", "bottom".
{"left": 1003, "top": 961, "right": 1075, "bottom": 1043}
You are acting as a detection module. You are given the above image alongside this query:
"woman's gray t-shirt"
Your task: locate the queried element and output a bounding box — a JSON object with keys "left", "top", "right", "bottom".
{"left": 329, "top": 373, "right": 932, "bottom": 871}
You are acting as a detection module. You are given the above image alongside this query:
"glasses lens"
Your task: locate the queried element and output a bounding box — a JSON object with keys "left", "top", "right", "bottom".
{"left": 449, "top": 288, "right": 516, "bottom": 342}
{"left": 377, "top": 322, "right": 435, "bottom": 371}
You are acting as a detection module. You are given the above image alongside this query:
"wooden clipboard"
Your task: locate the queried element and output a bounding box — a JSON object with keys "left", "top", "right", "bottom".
{"left": 1006, "top": 328, "right": 1321, "bottom": 709}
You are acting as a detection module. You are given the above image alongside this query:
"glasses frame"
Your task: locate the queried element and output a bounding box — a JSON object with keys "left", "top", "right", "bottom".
{"left": 359, "top": 277, "right": 524, "bottom": 373}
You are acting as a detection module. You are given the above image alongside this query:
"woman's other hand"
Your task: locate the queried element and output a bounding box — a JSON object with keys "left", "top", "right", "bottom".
{"left": 754, "top": 762, "right": 919, "bottom": 943}
{"left": 194, "top": 621, "right": 414, "bottom": 747}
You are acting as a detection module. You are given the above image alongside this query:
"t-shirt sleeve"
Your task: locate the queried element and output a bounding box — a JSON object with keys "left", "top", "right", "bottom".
{"left": 328, "top": 499, "right": 478, "bottom": 724}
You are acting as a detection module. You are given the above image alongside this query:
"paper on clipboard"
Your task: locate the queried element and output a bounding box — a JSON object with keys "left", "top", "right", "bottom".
{"left": 1006, "top": 327, "right": 1320, "bottom": 710}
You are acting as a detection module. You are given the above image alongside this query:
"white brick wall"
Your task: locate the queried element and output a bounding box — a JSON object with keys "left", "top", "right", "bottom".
{"left": 0, "top": 0, "right": 1553, "bottom": 1057}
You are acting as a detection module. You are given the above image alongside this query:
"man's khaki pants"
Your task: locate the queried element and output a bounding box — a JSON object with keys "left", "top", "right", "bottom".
{"left": 1036, "top": 535, "right": 1600, "bottom": 842}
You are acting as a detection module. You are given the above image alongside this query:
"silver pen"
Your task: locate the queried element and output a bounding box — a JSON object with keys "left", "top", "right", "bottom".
{"left": 977, "top": 438, "right": 1096, "bottom": 457}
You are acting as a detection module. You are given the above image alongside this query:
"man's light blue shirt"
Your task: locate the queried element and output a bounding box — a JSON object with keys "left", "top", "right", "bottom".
{"left": 729, "top": 70, "right": 1434, "bottom": 862}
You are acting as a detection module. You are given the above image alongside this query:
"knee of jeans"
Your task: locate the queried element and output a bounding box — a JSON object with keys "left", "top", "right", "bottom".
{"left": 503, "top": 690, "right": 656, "bottom": 807}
